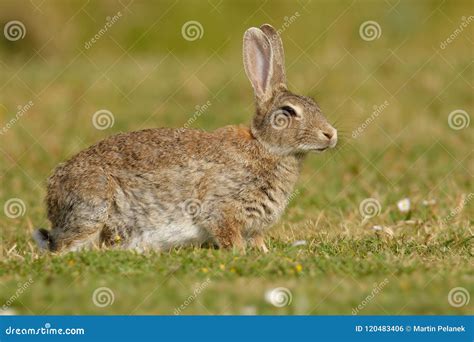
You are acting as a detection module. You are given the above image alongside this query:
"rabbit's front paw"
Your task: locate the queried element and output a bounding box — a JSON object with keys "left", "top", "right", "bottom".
{"left": 249, "top": 234, "right": 269, "bottom": 253}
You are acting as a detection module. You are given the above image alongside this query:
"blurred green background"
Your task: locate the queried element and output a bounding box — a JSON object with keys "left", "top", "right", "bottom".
{"left": 0, "top": 0, "right": 472, "bottom": 315}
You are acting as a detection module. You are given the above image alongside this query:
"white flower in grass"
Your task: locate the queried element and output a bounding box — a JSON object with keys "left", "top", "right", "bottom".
{"left": 397, "top": 198, "right": 411, "bottom": 213}
{"left": 422, "top": 199, "right": 436, "bottom": 206}
{"left": 291, "top": 240, "right": 307, "bottom": 247}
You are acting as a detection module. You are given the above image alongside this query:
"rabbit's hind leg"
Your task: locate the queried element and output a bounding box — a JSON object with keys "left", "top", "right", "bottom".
{"left": 48, "top": 199, "right": 110, "bottom": 253}
{"left": 50, "top": 225, "right": 103, "bottom": 252}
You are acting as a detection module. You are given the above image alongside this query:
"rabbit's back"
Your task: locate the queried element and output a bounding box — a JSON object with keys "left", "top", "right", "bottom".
{"left": 36, "top": 23, "right": 336, "bottom": 253}
{"left": 45, "top": 126, "right": 299, "bottom": 251}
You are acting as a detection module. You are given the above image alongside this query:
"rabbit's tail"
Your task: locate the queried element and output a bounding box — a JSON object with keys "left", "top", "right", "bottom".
{"left": 33, "top": 228, "right": 53, "bottom": 251}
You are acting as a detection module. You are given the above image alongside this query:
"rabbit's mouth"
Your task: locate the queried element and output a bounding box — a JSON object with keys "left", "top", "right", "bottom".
{"left": 298, "top": 142, "right": 335, "bottom": 153}
{"left": 310, "top": 147, "right": 329, "bottom": 153}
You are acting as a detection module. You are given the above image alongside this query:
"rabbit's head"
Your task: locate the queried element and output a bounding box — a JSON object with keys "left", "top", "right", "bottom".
{"left": 243, "top": 24, "right": 337, "bottom": 155}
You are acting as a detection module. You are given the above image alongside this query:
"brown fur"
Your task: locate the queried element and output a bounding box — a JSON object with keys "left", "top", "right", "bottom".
{"left": 35, "top": 24, "right": 337, "bottom": 253}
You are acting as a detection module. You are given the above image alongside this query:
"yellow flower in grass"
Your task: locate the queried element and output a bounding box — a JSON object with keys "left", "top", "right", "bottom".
{"left": 201, "top": 267, "right": 209, "bottom": 273}
{"left": 295, "top": 264, "right": 303, "bottom": 273}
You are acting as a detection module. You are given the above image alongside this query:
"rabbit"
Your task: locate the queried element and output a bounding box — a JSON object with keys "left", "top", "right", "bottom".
{"left": 33, "top": 24, "right": 337, "bottom": 253}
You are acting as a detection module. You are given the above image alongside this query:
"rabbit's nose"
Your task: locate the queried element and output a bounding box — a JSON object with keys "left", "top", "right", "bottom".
{"left": 322, "top": 127, "right": 337, "bottom": 140}
{"left": 322, "top": 127, "right": 337, "bottom": 147}
{"left": 323, "top": 131, "right": 333, "bottom": 139}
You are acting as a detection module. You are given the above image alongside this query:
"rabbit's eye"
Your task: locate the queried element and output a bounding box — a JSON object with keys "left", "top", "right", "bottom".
{"left": 280, "top": 106, "right": 298, "bottom": 117}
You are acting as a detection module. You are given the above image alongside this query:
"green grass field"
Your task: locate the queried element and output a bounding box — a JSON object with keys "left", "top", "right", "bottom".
{"left": 0, "top": 0, "right": 472, "bottom": 315}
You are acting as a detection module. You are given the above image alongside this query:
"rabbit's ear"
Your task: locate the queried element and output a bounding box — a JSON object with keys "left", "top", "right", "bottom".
{"left": 259, "top": 24, "right": 286, "bottom": 89}
{"left": 243, "top": 27, "right": 274, "bottom": 103}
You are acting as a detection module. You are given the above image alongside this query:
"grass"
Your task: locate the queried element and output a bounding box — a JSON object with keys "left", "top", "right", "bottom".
{"left": 0, "top": 0, "right": 473, "bottom": 315}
